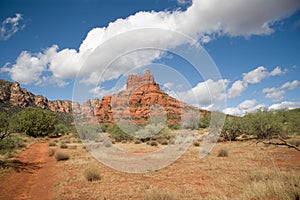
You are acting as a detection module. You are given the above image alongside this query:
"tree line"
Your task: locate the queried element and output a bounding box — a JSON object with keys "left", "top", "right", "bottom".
{"left": 0, "top": 107, "right": 75, "bottom": 139}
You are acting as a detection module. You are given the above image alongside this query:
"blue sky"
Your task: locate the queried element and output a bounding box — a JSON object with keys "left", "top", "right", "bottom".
{"left": 0, "top": 0, "right": 300, "bottom": 116}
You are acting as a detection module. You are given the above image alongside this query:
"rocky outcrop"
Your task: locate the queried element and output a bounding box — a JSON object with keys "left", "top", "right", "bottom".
{"left": 94, "top": 70, "right": 208, "bottom": 125}
{"left": 0, "top": 79, "right": 74, "bottom": 113}
{"left": 126, "top": 69, "right": 155, "bottom": 90}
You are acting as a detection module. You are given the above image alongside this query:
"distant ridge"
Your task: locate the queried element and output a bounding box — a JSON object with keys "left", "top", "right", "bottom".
{"left": 0, "top": 70, "right": 209, "bottom": 125}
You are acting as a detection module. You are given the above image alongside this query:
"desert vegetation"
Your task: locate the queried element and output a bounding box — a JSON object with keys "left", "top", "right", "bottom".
{"left": 1, "top": 106, "right": 300, "bottom": 199}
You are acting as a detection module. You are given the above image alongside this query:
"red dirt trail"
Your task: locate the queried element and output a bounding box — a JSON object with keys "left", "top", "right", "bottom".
{"left": 0, "top": 142, "right": 56, "bottom": 200}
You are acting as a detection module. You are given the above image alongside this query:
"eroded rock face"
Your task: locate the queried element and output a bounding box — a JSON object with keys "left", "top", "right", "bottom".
{"left": 0, "top": 79, "right": 74, "bottom": 113}
{"left": 126, "top": 70, "right": 154, "bottom": 91}
{"left": 94, "top": 70, "right": 209, "bottom": 125}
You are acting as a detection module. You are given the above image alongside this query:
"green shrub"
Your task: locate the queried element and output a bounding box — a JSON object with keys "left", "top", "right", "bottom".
{"left": 11, "top": 108, "right": 58, "bottom": 137}
{"left": 54, "top": 152, "right": 70, "bottom": 161}
{"left": 0, "top": 112, "right": 9, "bottom": 140}
{"left": 0, "top": 136, "right": 25, "bottom": 154}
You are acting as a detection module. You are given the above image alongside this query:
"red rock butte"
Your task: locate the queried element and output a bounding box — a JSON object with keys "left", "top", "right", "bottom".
{"left": 92, "top": 70, "right": 209, "bottom": 125}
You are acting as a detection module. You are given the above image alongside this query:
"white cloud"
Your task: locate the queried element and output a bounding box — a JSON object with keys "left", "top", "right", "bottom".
{"left": 177, "top": 79, "right": 229, "bottom": 106}
{"left": 223, "top": 99, "right": 265, "bottom": 116}
{"left": 263, "top": 80, "right": 299, "bottom": 102}
{"left": 270, "top": 66, "right": 286, "bottom": 76}
{"left": 269, "top": 101, "right": 300, "bottom": 110}
{"left": 281, "top": 80, "right": 299, "bottom": 90}
{"left": 1, "top": 45, "right": 57, "bottom": 85}
{"left": 0, "top": 13, "right": 25, "bottom": 41}
{"left": 263, "top": 88, "right": 285, "bottom": 101}
{"left": 227, "top": 66, "right": 285, "bottom": 99}
{"left": 227, "top": 80, "right": 247, "bottom": 98}
{"left": 242, "top": 66, "right": 269, "bottom": 84}
{"left": 3, "top": 0, "right": 300, "bottom": 86}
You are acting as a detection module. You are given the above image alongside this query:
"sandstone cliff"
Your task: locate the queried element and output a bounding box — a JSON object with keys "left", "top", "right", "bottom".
{"left": 94, "top": 70, "right": 208, "bottom": 125}
{"left": 0, "top": 79, "right": 74, "bottom": 113}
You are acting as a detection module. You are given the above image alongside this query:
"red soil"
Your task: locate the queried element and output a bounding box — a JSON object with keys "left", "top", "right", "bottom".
{"left": 0, "top": 142, "right": 56, "bottom": 200}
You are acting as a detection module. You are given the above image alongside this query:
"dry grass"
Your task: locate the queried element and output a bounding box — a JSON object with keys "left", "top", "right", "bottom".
{"left": 48, "top": 148, "right": 56, "bottom": 157}
{"left": 217, "top": 148, "right": 228, "bottom": 157}
{"left": 48, "top": 141, "right": 56, "bottom": 147}
{"left": 287, "top": 138, "right": 300, "bottom": 147}
{"left": 242, "top": 169, "right": 300, "bottom": 199}
{"left": 51, "top": 131, "right": 300, "bottom": 200}
{"left": 84, "top": 166, "right": 101, "bottom": 182}
{"left": 54, "top": 151, "right": 70, "bottom": 161}
{"left": 144, "top": 189, "right": 179, "bottom": 200}
{"left": 60, "top": 143, "right": 68, "bottom": 149}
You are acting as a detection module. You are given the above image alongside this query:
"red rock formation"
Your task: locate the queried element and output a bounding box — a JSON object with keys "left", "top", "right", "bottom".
{"left": 95, "top": 70, "right": 208, "bottom": 125}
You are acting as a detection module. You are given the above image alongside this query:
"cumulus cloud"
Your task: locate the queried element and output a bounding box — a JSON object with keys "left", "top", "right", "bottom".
{"left": 2, "top": 0, "right": 300, "bottom": 86}
{"left": 227, "top": 66, "right": 285, "bottom": 99}
{"left": 269, "top": 101, "right": 300, "bottom": 110}
{"left": 263, "top": 80, "right": 299, "bottom": 102}
{"left": 223, "top": 100, "right": 265, "bottom": 116}
{"left": 281, "top": 80, "right": 299, "bottom": 90}
{"left": 263, "top": 88, "right": 285, "bottom": 101}
{"left": 242, "top": 66, "right": 269, "bottom": 84}
{"left": 0, "top": 13, "right": 25, "bottom": 41}
{"left": 177, "top": 79, "right": 229, "bottom": 106}
{"left": 227, "top": 80, "right": 247, "bottom": 98}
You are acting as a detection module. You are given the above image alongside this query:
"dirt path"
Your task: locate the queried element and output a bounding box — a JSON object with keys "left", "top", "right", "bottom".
{"left": 0, "top": 142, "right": 56, "bottom": 200}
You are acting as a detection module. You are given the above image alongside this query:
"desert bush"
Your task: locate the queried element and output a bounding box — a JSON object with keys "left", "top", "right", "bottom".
{"left": 54, "top": 152, "right": 70, "bottom": 161}
{"left": 144, "top": 189, "right": 178, "bottom": 200}
{"left": 77, "top": 124, "right": 102, "bottom": 141}
{"left": 159, "top": 139, "right": 169, "bottom": 145}
{"left": 107, "top": 124, "right": 133, "bottom": 142}
{"left": 84, "top": 166, "right": 101, "bottom": 182}
{"left": 217, "top": 148, "right": 228, "bottom": 157}
{"left": 182, "top": 109, "right": 199, "bottom": 130}
{"left": 193, "top": 141, "right": 200, "bottom": 147}
{"left": 104, "top": 141, "right": 112, "bottom": 148}
{"left": 134, "top": 140, "right": 142, "bottom": 144}
{"left": 60, "top": 143, "right": 68, "bottom": 149}
{"left": 221, "top": 116, "right": 244, "bottom": 141}
{"left": 199, "top": 112, "right": 211, "bottom": 128}
{"left": 150, "top": 141, "right": 158, "bottom": 146}
{"left": 48, "top": 141, "right": 56, "bottom": 147}
{"left": 0, "top": 136, "right": 26, "bottom": 154}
